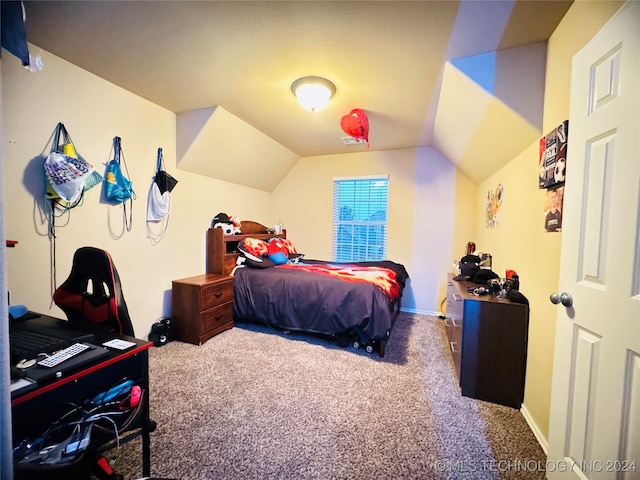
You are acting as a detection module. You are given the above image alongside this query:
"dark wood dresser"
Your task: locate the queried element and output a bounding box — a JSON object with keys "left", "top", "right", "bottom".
{"left": 171, "top": 274, "right": 234, "bottom": 345}
{"left": 445, "top": 272, "right": 529, "bottom": 409}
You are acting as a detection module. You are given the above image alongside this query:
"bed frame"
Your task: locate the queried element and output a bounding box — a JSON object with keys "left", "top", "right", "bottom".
{"left": 206, "top": 221, "right": 286, "bottom": 276}
{"left": 206, "top": 220, "right": 400, "bottom": 357}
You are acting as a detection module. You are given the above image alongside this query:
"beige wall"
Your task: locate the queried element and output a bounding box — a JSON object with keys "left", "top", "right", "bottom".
{"left": 2, "top": 48, "right": 469, "bottom": 339}
{"left": 271, "top": 147, "right": 476, "bottom": 313}
{"left": 1, "top": 50, "right": 272, "bottom": 337}
{"left": 474, "top": 0, "right": 623, "bottom": 447}
{"left": 475, "top": 142, "right": 561, "bottom": 445}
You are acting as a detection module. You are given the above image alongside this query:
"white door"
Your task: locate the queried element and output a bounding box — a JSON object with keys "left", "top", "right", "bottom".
{"left": 547, "top": 2, "right": 640, "bottom": 480}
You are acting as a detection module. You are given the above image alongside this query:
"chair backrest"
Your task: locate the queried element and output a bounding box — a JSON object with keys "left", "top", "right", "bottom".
{"left": 53, "top": 247, "right": 135, "bottom": 337}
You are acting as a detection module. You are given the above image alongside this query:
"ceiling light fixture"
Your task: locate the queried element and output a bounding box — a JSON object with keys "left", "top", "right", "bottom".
{"left": 291, "top": 76, "right": 336, "bottom": 112}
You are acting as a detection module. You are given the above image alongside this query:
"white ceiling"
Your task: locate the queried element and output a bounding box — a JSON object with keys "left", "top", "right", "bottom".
{"left": 21, "top": 0, "right": 572, "bottom": 188}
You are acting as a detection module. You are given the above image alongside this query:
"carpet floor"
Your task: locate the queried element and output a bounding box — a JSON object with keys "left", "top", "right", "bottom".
{"left": 103, "top": 313, "right": 547, "bottom": 480}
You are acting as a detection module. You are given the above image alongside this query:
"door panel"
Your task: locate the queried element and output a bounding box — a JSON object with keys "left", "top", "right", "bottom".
{"left": 567, "top": 328, "right": 601, "bottom": 465}
{"left": 580, "top": 132, "right": 614, "bottom": 286}
{"left": 620, "top": 353, "right": 640, "bottom": 478}
{"left": 547, "top": 2, "right": 640, "bottom": 479}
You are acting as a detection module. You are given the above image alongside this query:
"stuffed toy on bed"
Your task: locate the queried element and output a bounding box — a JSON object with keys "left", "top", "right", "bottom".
{"left": 266, "top": 238, "right": 289, "bottom": 265}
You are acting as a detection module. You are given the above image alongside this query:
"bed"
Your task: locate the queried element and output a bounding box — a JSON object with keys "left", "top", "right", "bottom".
{"left": 206, "top": 221, "right": 409, "bottom": 357}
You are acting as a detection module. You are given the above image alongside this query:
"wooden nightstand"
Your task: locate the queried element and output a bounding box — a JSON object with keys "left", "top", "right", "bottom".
{"left": 171, "top": 274, "right": 234, "bottom": 345}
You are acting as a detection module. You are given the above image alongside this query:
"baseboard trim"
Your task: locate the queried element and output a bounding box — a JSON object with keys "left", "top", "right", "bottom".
{"left": 520, "top": 404, "right": 548, "bottom": 455}
{"left": 399, "top": 307, "right": 442, "bottom": 316}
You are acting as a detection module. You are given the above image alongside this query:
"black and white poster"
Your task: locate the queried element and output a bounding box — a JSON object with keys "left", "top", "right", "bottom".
{"left": 538, "top": 120, "right": 568, "bottom": 189}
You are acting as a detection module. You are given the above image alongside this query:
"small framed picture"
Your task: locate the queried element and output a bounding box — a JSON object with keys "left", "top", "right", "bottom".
{"left": 544, "top": 186, "right": 564, "bottom": 232}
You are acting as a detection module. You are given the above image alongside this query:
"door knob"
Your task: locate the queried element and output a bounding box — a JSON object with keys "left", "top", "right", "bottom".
{"left": 550, "top": 292, "right": 573, "bottom": 307}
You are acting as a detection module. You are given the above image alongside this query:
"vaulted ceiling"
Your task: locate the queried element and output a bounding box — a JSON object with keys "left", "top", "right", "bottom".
{"left": 22, "top": 1, "right": 572, "bottom": 190}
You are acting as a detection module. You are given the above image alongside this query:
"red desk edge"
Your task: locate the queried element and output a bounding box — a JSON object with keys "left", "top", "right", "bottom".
{"left": 11, "top": 340, "right": 152, "bottom": 407}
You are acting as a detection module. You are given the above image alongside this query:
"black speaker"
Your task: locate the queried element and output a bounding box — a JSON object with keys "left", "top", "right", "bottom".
{"left": 148, "top": 318, "right": 173, "bottom": 347}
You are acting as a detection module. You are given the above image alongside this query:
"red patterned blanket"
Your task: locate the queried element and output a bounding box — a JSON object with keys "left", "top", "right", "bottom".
{"left": 277, "top": 262, "right": 402, "bottom": 301}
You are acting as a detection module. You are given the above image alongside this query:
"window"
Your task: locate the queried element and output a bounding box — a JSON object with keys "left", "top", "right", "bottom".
{"left": 333, "top": 176, "right": 389, "bottom": 262}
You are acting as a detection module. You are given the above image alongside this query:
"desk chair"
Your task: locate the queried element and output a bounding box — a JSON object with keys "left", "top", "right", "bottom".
{"left": 53, "top": 247, "right": 135, "bottom": 337}
{"left": 49, "top": 247, "right": 152, "bottom": 479}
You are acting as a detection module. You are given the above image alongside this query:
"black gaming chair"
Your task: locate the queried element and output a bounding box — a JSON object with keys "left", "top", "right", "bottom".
{"left": 53, "top": 247, "right": 135, "bottom": 337}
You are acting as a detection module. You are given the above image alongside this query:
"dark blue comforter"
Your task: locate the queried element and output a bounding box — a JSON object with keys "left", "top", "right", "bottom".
{"left": 232, "top": 259, "right": 409, "bottom": 342}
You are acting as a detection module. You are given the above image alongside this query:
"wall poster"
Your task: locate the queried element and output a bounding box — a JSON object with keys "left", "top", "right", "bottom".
{"left": 538, "top": 120, "right": 568, "bottom": 189}
{"left": 539, "top": 120, "right": 568, "bottom": 232}
{"left": 486, "top": 184, "right": 503, "bottom": 229}
{"left": 544, "top": 185, "right": 564, "bottom": 232}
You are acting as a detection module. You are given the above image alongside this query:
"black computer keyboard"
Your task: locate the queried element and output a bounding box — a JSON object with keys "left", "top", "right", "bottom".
{"left": 9, "top": 329, "right": 68, "bottom": 359}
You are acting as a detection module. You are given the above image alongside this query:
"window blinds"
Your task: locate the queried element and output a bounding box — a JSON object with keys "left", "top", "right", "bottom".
{"left": 332, "top": 177, "right": 389, "bottom": 262}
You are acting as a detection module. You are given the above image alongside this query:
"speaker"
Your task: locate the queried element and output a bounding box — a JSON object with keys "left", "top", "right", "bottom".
{"left": 148, "top": 318, "right": 173, "bottom": 347}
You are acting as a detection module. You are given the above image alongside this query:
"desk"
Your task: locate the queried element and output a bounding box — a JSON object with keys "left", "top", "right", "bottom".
{"left": 11, "top": 329, "right": 152, "bottom": 478}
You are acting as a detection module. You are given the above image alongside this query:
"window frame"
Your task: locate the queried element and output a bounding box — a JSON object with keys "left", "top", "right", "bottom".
{"left": 332, "top": 175, "right": 389, "bottom": 262}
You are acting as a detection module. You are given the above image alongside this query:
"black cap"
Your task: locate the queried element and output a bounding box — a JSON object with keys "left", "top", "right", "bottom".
{"left": 460, "top": 255, "right": 481, "bottom": 264}
{"left": 212, "top": 212, "right": 230, "bottom": 224}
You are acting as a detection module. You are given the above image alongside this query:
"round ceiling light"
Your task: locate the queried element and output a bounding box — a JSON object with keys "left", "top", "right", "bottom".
{"left": 291, "top": 76, "right": 336, "bottom": 112}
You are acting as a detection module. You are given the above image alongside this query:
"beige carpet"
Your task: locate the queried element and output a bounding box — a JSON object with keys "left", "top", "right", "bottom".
{"left": 103, "top": 313, "right": 546, "bottom": 480}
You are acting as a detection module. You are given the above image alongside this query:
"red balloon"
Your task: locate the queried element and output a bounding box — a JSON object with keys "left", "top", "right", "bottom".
{"left": 340, "top": 109, "right": 370, "bottom": 148}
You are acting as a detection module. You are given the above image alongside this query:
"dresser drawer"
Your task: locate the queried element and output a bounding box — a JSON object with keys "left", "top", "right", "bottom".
{"left": 449, "top": 317, "right": 462, "bottom": 378}
{"left": 445, "top": 278, "right": 463, "bottom": 379}
{"left": 447, "top": 290, "right": 463, "bottom": 320}
{"left": 201, "top": 301, "right": 233, "bottom": 334}
{"left": 445, "top": 316, "right": 462, "bottom": 345}
{"left": 201, "top": 280, "right": 233, "bottom": 310}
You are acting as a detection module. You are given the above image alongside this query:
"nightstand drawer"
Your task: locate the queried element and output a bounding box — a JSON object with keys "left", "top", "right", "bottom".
{"left": 172, "top": 273, "right": 235, "bottom": 346}
{"left": 202, "top": 301, "right": 233, "bottom": 334}
{"left": 201, "top": 281, "right": 233, "bottom": 310}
